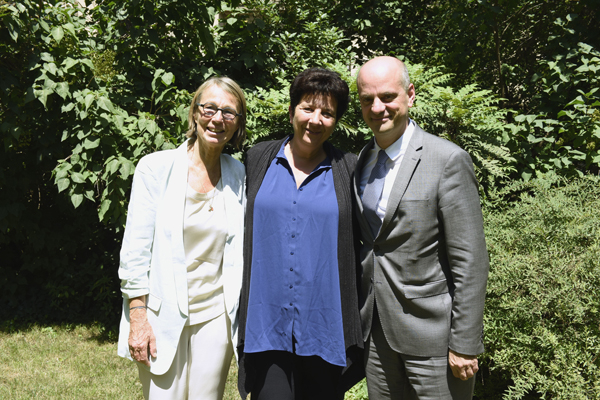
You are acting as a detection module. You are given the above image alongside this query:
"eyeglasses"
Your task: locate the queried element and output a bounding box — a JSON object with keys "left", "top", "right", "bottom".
{"left": 196, "top": 102, "right": 241, "bottom": 121}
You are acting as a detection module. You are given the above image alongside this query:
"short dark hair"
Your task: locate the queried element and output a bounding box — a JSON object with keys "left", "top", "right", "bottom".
{"left": 289, "top": 68, "right": 349, "bottom": 121}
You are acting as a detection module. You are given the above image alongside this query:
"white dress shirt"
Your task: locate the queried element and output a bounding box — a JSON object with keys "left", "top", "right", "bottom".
{"left": 359, "top": 120, "right": 415, "bottom": 220}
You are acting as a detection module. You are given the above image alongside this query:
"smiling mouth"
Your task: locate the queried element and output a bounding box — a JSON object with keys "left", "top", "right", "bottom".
{"left": 207, "top": 128, "right": 225, "bottom": 135}
{"left": 306, "top": 128, "right": 322, "bottom": 135}
{"left": 371, "top": 117, "right": 389, "bottom": 123}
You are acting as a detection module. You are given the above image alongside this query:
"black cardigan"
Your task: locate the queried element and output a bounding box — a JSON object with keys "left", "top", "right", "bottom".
{"left": 237, "top": 136, "right": 365, "bottom": 398}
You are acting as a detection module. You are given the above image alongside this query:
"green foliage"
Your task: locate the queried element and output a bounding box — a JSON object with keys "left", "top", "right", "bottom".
{"left": 433, "top": 0, "right": 600, "bottom": 112}
{"left": 2, "top": 4, "right": 600, "bottom": 398}
{"left": 0, "top": 0, "right": 213, "bottom": 326}
{"left": 53, "top": 73, "right": 186, "bottom": 227}
{"left": 0, "top": 0, "right": 117, "bottom": 325}
{"left": 345, "top": 378, "right": 368, "bottom": 400}
{"left": 1, "top": 0, "right": 192, "bottom": 227}
{"left": 326, "top": 0, "right": 444, "bottom": 65}
{"left": 210, "top": 2, "right": 371, "bottom": 154}
{"left": 93, "top": 0, "right": 221, "bottom": 92}
{"left": 211, "top": 0, "right": 356, "bottom": 86}
{"left": 408, "top": 63, "right": 516, "bottom": 193}
{"left": 481, "top": 173, "right": 600, "bottom": 399}
{"left": 506, "top": 16, "right": 600, "bottom": 180}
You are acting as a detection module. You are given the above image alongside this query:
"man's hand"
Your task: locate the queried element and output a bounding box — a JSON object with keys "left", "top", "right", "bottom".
{"left": 448, "top": 349, "right": 478, "bottom": 381}
{"left": 128, "top": 307, "right": 157, "bottom": 367}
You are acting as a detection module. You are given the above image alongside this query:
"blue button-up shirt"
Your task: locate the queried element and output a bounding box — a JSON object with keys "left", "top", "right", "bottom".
{"left": 244, "top": 139, "right": 346, "bottom": 367}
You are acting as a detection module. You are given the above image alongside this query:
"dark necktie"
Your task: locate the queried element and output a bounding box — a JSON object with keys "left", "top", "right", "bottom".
{"left": 362, "top": 149, "right": 389, "bottom": 236}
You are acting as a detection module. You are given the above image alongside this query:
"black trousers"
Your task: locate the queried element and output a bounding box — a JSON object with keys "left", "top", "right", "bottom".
{"left": 250, "top": 350, "right": 344, "bottom": 400}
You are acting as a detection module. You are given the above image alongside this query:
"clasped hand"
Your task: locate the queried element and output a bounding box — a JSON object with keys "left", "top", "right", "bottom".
{"left": 448, "top": 349, "right": 478, "bottom": 381}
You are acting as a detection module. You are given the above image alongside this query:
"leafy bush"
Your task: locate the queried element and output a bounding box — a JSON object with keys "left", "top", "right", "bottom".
{"left": 479, "top": 173, "right": 600, "bottom": 399}
{"left": 408, "top": 63, "right": 516, "bottom": 194}
{"left": 345, "top": 378, "right": 368, "bottom": 400}
{"left": 212, "top": 0, "right": 371, "bottom": 154}
{"left": 0, "top": 0, "right": 206, "bottom": 327}
{"left": 505, "top": 16, "right": 600, "bottom": 181}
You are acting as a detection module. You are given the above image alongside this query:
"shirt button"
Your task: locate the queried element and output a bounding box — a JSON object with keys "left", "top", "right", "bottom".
{"left": 290, "top": 252, "right": 294, "bottom": 255}
{"left": 289, "top": 302, "right": 293, "bottom": 306}
{"left": 291, "top": 234, "right": 295, "bottom": 238}
{"left": 289, "top": 285, "right": 293, "bottom": 289}
{"left": 299, "top": 188, "right": 303, "bottom": 191}
{"left": 293, "top": 201, "right": 296, "bottom": 204}
{"left": 290, "top": 268, "right": 293, "bottom": 271}
{"left": 292, "top": 218, "right": 296, "bottom": 221}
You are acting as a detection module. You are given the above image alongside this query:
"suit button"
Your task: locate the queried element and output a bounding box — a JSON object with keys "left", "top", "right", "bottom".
{"left": 374, "top": 245, "right": 380, "bottom": 252}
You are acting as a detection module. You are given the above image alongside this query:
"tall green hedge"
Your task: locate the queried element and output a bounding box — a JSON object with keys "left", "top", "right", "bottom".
{"left": 478, "top": 173, "right": 600, "bottom": 399}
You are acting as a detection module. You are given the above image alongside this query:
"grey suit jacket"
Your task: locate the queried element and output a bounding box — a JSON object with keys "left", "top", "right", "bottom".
{"left": 354, "top": 125, "right": 489, "bottom": 357}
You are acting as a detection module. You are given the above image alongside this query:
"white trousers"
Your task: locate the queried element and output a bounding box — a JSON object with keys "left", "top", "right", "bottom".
{"left": 138, "top": 312, "right": 234, "bottom": 400}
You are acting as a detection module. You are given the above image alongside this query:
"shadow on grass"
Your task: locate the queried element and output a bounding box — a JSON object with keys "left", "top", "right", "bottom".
{"left": 0, "top": 319, "right": 120, "bottom": 344}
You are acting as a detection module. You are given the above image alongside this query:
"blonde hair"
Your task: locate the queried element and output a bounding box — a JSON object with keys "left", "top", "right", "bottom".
{"left": 186, "top": 76, "right": 247, "bottom": 150}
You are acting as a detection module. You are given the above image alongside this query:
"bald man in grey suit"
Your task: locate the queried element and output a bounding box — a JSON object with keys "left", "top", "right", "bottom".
{"left": 354, "top": 56, "right": 489, "bottom": 399}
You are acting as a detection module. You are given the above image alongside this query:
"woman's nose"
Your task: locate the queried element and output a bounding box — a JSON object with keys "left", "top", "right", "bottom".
{"left": 309, "top": 110, "right": 322, "bottom": 124}
{"left": 212, "top": 109, "right": 224, "bottom": 121}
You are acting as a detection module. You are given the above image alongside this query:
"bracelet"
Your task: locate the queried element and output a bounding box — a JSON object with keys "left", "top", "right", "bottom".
{"left": 130, "top": 306, "right": 147, "bottom": 311}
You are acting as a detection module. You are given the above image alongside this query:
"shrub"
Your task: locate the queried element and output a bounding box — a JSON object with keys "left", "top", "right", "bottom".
{"left": 408, "top": 63, "right": 516, "bottom": 195}
{"left": 479, "top": 173, "right": 600, "bottom": 399}
{"left": 505, "top": 16, "right": 600, "bottom": 181}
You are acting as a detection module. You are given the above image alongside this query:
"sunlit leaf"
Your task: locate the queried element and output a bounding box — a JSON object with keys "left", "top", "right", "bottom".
{"left": 51, "top": 26, "right": 64, "bottom": 43}
{"left": 63, "top": 23, "right": 76, "bottom": 38}
{"left": 55, "top": 82, "right": 70, "bottom": 99}
{"left": 161, "top": 72, "right": 174, "bottom": 86}
{"left": 119, "top": 160, "right": 134, "bottom": 177}
{"left": 57, "top": 178, "right": 70, "bottom": 193}
{"left": 98, "top": 199, "right": 111, "bottom": 221}
{"left": 84, "top": 94, "right": 94, "bottom": 110}
{"left": 63, "top": 57, "right": 78, "bottom": 71}
{"left": 71, "top": 193, "right": 83, "bottom": 208}
{"left": 97, "top": 97, "right": 113, "bottom": 112}
{"left": 83, "top": 137, "right": 100, "bottom": 149}
{"left": 71, "top": 172, "right": 86, "bottom": 184}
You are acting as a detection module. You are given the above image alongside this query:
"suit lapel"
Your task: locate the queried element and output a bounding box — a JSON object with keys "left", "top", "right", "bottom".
{"left": 379, "top": 127, "right": 423, "bottom": 235}
{"left": 354, "top": 138, "right": 376, "bottom": 241}
{"left": 220, "top": 154, "right": 242, "bottom": 270}
{"left": 164, "top": 142, "right": 189, "bottom": 316}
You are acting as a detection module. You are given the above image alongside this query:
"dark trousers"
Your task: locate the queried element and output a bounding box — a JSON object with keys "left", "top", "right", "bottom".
{"left": 250, "top": 350, "right": 344, "bottom": 400}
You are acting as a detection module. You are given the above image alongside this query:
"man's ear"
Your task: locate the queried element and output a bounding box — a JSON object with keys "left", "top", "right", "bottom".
{"left": 407, "top": 83, "right": 416, "bottom": 108}
{"left": 289, "top": 105, "right": 294, "bottom": 124}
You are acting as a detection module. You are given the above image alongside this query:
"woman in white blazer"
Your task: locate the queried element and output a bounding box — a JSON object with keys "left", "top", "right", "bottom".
{"left": 117, "top": 77, "right": 246, "bottom": 400}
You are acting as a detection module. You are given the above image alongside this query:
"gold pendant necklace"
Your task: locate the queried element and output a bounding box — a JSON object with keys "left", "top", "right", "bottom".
{"left": 198, "top": 176, "right": 217, "bottom": 212}
{"left": 189, "top": 151, "right": 220, "bottom": 212}
{"left": 200, "top": 178, "right": 221, "bottom": 212}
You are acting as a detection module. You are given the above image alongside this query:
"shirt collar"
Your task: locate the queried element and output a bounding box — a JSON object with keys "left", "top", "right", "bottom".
{"left": 275, "top": 136, "right": 291, "bottom": 160}
{"left": 373, "top": 119, "right": 415, "bottom": 162}
{"left": 275, "top": 135, "right": 332, "bottom": 170}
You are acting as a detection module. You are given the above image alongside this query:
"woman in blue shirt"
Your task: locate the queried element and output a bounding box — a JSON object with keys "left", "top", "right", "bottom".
{"left": 237, "top": 68, "right": 364, "bottom": 400}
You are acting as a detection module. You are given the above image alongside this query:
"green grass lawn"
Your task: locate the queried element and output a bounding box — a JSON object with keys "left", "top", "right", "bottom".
{"left": 0, "top": 324, "right": 367, "bottom": 399}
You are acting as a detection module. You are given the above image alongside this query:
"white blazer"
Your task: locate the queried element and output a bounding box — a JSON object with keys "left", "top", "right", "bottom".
{"left": 117, "top": 141, "right": 245, "bottom": 375}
